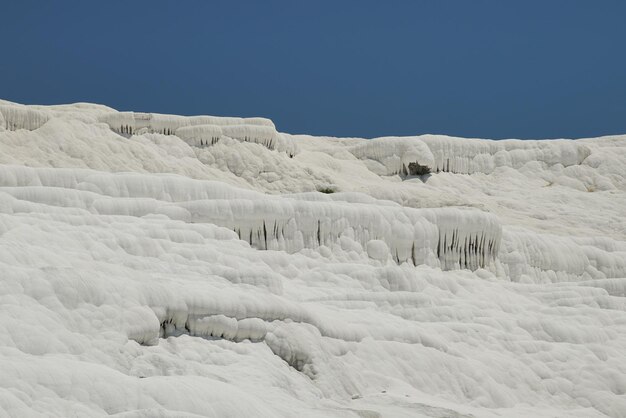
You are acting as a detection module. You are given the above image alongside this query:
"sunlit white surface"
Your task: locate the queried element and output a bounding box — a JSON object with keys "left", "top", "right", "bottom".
{"left": 0, "top": 99, "right": 625, "bottom": 417}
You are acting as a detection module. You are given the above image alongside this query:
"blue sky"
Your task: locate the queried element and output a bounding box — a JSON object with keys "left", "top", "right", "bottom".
{"left": 1, "top": 1, "right": 625, "bottom": 139}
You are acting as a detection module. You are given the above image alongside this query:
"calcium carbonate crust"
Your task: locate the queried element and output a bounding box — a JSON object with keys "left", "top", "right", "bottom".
{"left": 0, "top": 99, "right": 625, "bottom": 418}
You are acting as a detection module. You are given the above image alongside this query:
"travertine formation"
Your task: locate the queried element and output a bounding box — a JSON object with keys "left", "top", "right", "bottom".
{"left": 1, "top": 99, "right": 625, "bottom": 418}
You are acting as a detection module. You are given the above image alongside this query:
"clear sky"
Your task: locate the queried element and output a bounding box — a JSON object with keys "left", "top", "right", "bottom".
{"left": 1, "top": 1, "right": 625, "bottom": 139}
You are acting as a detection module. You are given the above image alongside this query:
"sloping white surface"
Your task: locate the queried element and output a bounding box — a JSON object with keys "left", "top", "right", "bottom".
{"left": 0, "top": 100, "right": 625, "bottom": 417}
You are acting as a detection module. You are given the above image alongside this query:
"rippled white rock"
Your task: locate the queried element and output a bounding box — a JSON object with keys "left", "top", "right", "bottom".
{"left": 0, "top": 103, "right": 49, "bottom": 131}
{"left": 0, "top": 99, "right": 625, "bottom": 418}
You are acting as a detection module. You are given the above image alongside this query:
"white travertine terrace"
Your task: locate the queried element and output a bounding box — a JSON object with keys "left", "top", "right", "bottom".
{"left": 0, "top": 165, "right": 501, "bottom": 270}
{"left": 97, "top": 110, "right": 295, "bottom": 154}
{"left": 349, "top": 135, "right": 592, "bottom": 176}
{"left": 175, "top": 124, "right": 223, "bottom": 147}
{"left": 0, "top": 104, "right": 50, "bottom": 131}
{"left": 0, "top": 99, "right": 625, "bottom": 418}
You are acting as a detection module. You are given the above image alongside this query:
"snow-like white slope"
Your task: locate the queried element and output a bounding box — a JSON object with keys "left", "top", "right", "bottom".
{"left": 0, "top": 100, "right": 625, "bottom": 417}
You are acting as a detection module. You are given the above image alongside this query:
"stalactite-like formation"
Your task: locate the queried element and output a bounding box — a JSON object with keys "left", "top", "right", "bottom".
{"left": 0, "top": 165, "right": 501, "bottom": 271}
{"left": 349, "top": 135, "right": 591, "bottom": 177}
{"left": 0, "top": 105, "right": 49, "bottom": 131}
{"left": 420, "top": 135, "right": 591, "bottom": 174}
{"left": 99, "top": 111, "right": 298, "bottom": 155}
{"left": 176, "top": 124, "right": 223, "bottom": 147}
{"left": 349, "top": 137, "right": 435, "bottom": 177}
{"left": 181, "top": 198, "right": 502, "bottom": 270}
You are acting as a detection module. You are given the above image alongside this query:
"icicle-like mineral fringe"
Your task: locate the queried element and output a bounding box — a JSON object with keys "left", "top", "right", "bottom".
{"left": 0, "top": 165, "right": 501, "bottom": 270}
{"left": 176, "top": 124, "right": 223, "bottom": 147}
{"left": 348, "top": 135, "right": 591, "bottom": 176}
{"left": 0, "top": 104, "right": 50, "bottom": 131}
{"left": 349, "top": 137, "right": 436, "bottom": 176}
{"left": 98, "top": 111, "right": 296, "bottom": 155}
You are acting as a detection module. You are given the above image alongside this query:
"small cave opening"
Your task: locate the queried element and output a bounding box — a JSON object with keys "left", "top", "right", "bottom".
{"left": 407, "top": 162, "right": 431, "bottom": 176}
